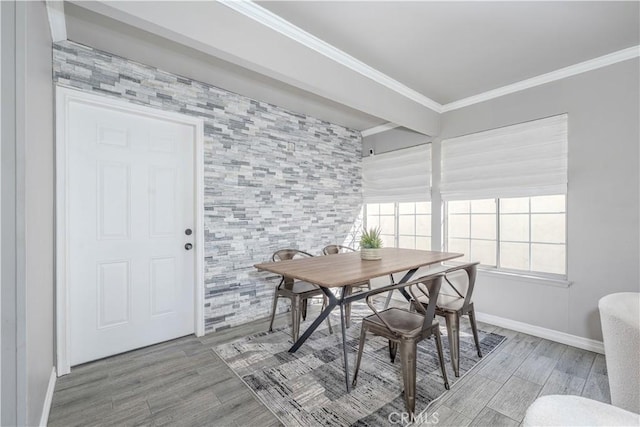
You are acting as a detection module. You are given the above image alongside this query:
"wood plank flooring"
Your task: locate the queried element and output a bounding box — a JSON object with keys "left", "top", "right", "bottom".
{"left": 48, "top": 304, "right": 610, "bottom": 427}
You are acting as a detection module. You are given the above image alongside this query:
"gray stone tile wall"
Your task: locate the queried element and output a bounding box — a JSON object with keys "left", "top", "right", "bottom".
{"left": 53, "top": 41, "right": 363, "bottom": 332}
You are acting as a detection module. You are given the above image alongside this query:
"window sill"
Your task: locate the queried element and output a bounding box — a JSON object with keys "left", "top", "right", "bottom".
{"left": 476, "top": 268, "right": 572, "bottom": 288}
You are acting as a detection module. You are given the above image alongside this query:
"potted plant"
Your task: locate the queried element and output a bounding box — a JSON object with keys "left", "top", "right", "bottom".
{"left": 360, "top": 227, "right": 383, "bottom": 260}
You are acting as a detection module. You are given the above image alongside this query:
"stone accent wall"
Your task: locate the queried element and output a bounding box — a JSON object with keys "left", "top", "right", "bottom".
{"left": 53, "top": 41, "right": 363, "bottom": 332}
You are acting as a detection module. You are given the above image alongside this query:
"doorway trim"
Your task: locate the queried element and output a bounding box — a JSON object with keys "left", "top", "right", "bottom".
{"left": 55, "top": 86, "right": 205, "bottom": 375}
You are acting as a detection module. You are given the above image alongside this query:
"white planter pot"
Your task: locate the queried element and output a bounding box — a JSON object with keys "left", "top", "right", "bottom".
{"left": 361, "top": 248, "right": 382, "bottom": 261}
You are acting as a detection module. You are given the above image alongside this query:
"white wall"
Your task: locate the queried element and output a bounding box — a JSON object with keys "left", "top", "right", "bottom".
{"left": 362, "top": 127, "right": 430, "bottom": 156}
{"left": 358, "top": 59, "right": 639, "bottom": 343}
{"left": 0, "top": 1, "right": 17, "bottom": 424}
{"left": 20, "top": 1, "right": 55, "bottom": 424}
{"left": 1, "top": 1, "right": 55, "bottom": 425}
{"left": 439, "top": 59, "right": 640, "bottom": 342}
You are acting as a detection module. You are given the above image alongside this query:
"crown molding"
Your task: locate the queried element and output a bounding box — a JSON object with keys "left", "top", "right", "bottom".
{"left": 219, "top": 0, "right": 443, "bottom": 113}
{"left": 361, "top": 122, "right": 400, "bottom": 137}
{"left": 442, "top": 45, "right": 640, "bottom": 112}
{"left": 46, "top": 0, "right": 67, "bottom": 42}
{"left": 220, "top": 1, "right": 639, "bottom": 118}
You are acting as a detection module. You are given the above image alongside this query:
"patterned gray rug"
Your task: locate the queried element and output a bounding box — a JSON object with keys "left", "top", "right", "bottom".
{"left": 213, "top": 305, "right": 506, "bottom": 426}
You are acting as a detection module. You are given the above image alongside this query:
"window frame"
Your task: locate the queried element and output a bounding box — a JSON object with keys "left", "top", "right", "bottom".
{"left": 364, "top": 201, "right": 432, "bottom": 250}
{"left": 443, "top": 195, "right": 568, "bottom": 280}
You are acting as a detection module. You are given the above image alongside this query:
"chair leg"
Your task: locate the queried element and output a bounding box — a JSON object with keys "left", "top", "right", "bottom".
{"left": 322, "top": 295, "right": 333, "bottom": 334}
{"left": 389, "top": 340, "right": 398, "bottom": 363}
{"left": 291, "top": 296, "right": 301, "bottom": 342}
{"left": 352, "top": 324, "right": 368, "bottom": 387}
{"left": 445, "top": 312, "right": 461, "bottom": 377}
{"left": 268, "top": 288, "right": 279, "bottom": 332}
{"left": 434, "top": 328, "right": 450, "bottom": 390}
{"left": 399, "top": 340, "right": 418, "bottom": 417}
{"left": 301, "top": 298, "right": 308, "bottom": 321}
{"left": 468, "top": 306, "right": 482, "bottom": 358}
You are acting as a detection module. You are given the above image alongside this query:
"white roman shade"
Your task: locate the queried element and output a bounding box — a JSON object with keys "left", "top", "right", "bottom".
{"left": 362, "top": 144, "right": 431, "bottom": 203}
{"left": 441, "top": 114, "right": 568, "bottom": 200}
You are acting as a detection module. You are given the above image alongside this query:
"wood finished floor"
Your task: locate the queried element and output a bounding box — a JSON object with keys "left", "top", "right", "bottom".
{"left": 48, "top": 304, "right": 610, "bottom": 427}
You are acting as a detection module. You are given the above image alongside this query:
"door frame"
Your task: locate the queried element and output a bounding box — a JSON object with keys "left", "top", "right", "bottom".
{"left": 55, "top": 86, "right": 205, "bottom": 375}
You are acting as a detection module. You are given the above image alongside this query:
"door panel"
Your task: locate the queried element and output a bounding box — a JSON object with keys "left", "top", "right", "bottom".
{"left": 149, "top": 166, "right": 177, "bottom": 237}
{"left": 150, "top": 257, "right": 177, "bottom": 317}
{"left": 97, "top": 162, "right": 131, "bottom": 240}
{"left": 97, "top": 260, "right": 130, "bottom": 328}
{"left": 68, "top": 101, "right": 195, "bottom": 366}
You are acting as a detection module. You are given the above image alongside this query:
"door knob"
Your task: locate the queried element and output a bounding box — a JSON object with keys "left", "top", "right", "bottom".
{"left": 185, "top": 243, "right": 193, "bottom": 250}
{"left": 185, "top": 228, "right": 192, "bottom": 235}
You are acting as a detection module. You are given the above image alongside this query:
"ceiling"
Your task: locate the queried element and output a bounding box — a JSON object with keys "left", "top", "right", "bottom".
{"left": 260, "top": 1, "right": 640, "bottom": 104}
{"left": 63, "top": 1, "right": 639, "bottom": 135}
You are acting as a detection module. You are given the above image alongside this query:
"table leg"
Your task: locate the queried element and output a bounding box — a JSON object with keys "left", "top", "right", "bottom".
{"left": 344, "top": 286, "right": 353, "bottom": 328}
{"left": 383, "top": 274, "right": 396, "bottom": 309}
{"left": 339, "top": 301, "right": 351, "bottom": 392}
{"left": 383, "top": 291, "right": 394, "bottom": 309}
{"left": 289, "top": 287, "right": 336, "bottom": 353}
{"left": 384, "top": 269, "right": 417, "bottom": 308}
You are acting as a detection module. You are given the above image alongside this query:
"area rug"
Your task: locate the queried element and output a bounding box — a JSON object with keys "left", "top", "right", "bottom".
{"left": 213, "top": 304, "right": 506, "bottom": 426}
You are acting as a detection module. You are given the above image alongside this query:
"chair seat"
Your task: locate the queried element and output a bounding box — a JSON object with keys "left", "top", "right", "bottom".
{"left": 281, "top": 280, "right": 322, "bottom": 294}
{"left": 350, "top": 280, "right": 370, "bottom": 289}
{"left": 436, "top": 294, "right": 465, "bottom": 311}
{"left": 364, "top": 307, "right": 437, "bottom": 337}
{"left": 416, "top": 294, "right": 465, "bottom": 311}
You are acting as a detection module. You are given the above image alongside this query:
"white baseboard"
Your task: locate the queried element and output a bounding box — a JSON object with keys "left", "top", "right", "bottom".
{"left": 476, "top": 312, "right": 605, "bottom": 354}
{"left": 39, "top": 367, "right": 57, "bottom": 427}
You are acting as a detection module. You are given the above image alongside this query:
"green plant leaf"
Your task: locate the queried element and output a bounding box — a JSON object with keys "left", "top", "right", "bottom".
{"left": 360, "top": 227, "right": 383, "bottom": 249}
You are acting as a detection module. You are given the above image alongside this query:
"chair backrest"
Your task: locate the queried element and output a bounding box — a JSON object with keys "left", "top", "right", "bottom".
{"left": 272, "top": 249, "right": 313, "bottom": 288}
{"left": 407, "top": 274, "right": 443, "bottom": 333}
{"left": 441, "top": 262, "right": 479, "bottom": 310}
{"left": 599, "top": 292, "right": 640, "bottom": 413}
{"left": 322, "top": 245, "right": 355, "bottom": 255}
{"left": 272, "top": 249, "right": 313, "bottom": 262}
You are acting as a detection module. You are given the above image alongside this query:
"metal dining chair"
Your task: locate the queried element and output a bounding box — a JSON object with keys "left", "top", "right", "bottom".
{"left": 412, "top": 262, "right": 482, "bottom": 377}
{"left": 322, "top": 245, "right": 371, "bottom": 328}
{"left": 268, "top": 249, "right": 332, "bottom": 341}
{"left": 352, "top": 274, "right": 449, "bottom": 417}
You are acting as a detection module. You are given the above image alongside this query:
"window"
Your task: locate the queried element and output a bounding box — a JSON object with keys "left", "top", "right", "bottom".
{"left": 445, "top": 195, "right": 566, "bottom": 276}
{"left": 447, "top": 199, "right": 497, "bottom": 266}
{"left": 500, "top": 195, "right": 566, "bottom": 275}
{"left": 362, "top": 144, "right": 432, "bottom": 250}
{"left": 365, "top": 202, "right": 395, "bottom": 248}
{"left": 441, "top": 114, "right": 568, "bottom": 278}
{"left": 365, "top": 202, "right": 431, "bottom": 250}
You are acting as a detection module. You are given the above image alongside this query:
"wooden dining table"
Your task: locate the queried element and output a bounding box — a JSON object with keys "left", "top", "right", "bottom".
{"left": 254, "top": 247, "right": 463, "bottom": 391}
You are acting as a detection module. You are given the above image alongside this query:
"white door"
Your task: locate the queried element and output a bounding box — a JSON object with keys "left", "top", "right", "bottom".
{"left": 68, "top": 101, "right": 196, "bottom": 366}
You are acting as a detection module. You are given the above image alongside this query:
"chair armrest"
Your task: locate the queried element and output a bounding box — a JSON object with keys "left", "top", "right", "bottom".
{"left": 407, "top": 274, "right": 444, "bottom": 335}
